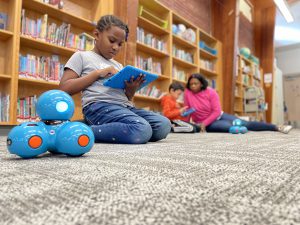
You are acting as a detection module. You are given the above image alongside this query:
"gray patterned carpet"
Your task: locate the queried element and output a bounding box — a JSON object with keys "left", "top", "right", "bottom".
{"left": 1, "top": 130, "right": 300, "bottom": 225}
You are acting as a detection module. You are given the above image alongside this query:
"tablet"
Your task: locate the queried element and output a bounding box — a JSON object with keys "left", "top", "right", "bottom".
{"left": 181, "top": 108, "right": 196, "bottom": 117}
{"left": 103, "top": 65, "right": 158, "bottom": 90}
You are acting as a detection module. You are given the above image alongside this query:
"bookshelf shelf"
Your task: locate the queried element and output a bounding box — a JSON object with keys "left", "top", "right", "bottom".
{"left": 0, "top": 29, "right": 13, "bottom": 41}
{"left": 199, "top": 30, "right": 217, "bottom": 44}
{"left": 18, "top": 77, "right": 60, "bottom": 88}
{"left": 138, "top": 16, "right": 169, "bottom": 35}
{"left": 158, "top": 74, "right": 170, "bottom": 80}
{"left": 200, "top": 67, "right": 218, "bottom": 77}
{"left": 20, "top": 35, "right": 76, "bottom": 56}
{"left": 136, "top": 42, "right": 169, "bottom": 58}
{"left": 0, "top": 121, "right": 10, "bottom": 125}
{"left": 173, "top": 56, "right": 197, "bottom": 69}
{"left": 200, "top": 49, "right": 218, "bottom": 60}
{"left": 138, "top": 5, "right": 168, "bottom": 29}
{"left": 235, "top": 95, "right": 243, "bottom": 99}
{"left": 0, "top": 74, "right": 11, "bottom": 80}
{"left": 173, "top": 34, "right": 197, "bottom": 49}
{"left": 172, "top": 78, "right": 186, "bottom": 84}
{"left": 134, "top": 94, "right": 161, "bottom": 102}
{"left": 22, "top": 0, "right": 95, "bottom": 31}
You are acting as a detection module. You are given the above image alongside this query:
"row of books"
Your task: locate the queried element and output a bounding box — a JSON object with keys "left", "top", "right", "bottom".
{"left": 19, "top": 54, "right": 64, "bottom": 82}
{"left": 234, "top": 86, "right": 242, "bottom": 97}
{"left": 0, "top": 12, "right": 8, "bottom": 30}
{"left": 136, "top": 27, "right": 167, "bottom": 52}
{"left": 172, "top": 66, "right": 186, "bottom": 82}
{"left": 253, "top": 65, "right": 261, "bottom": 80}
{"left": 0, "top": 93, "right": 10, "bottom": 122}
{"left": 242, "top": 74, "right": 250, "bottom": 86}
{"left": 136, "top": 85, "right": 164, "bottom": 99}
{"left": 172, "top": 46, "right": 193, "bottom": 63}
{"left": 253, "top": 79, "right": 261, "bottom": 87}
{"left": 21, "top": 10, "right": 94, "bottom": 51}
{"left": 135, "top": 55, "right": 162, "bottom": 75}
{"left": 207, "top": 78, "right": 217, "bottom": 89}
{"left": 17, "top": 95, "right": 39, "bottom": 123}
{"left": 200, "top": 59, "right": 215, "bottom": 72}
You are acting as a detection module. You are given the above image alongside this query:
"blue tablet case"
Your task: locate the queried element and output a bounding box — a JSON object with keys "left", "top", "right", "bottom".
{"left": 103, "top": 65, "right": 158, "bottom": 90}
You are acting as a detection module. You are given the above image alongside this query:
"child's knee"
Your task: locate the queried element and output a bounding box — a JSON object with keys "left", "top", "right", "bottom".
{"left": 127, "top": 122, "right": 153, "bottom": 144}
{"left": 150, "top": 116, "right": 171, "bottom": 142}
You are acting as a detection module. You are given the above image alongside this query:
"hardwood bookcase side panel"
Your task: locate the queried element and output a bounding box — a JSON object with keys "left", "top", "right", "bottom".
{"left": 0, "top": 37, "right": 14, "bottom": 75}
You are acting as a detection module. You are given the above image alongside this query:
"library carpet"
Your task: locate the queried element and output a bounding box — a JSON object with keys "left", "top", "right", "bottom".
{"left": 0, "top": 130, "right": 300, "bottom": 225}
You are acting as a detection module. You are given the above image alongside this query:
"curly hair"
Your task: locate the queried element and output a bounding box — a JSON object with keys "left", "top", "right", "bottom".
{"left": 96, "top": 15, "right": 129, "bottom": 41}
{"left": 186, "top": 73, "right": 208, "bottom": 91}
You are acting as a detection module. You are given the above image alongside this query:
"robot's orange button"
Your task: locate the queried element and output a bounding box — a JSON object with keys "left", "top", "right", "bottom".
{"left": 78, "top": 135, "right": 89, "bottom": 147}
{"left": 28, "top": 136, "right": 42, "bottom": 149}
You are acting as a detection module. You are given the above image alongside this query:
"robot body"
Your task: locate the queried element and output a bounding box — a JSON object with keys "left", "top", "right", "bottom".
{"left": 7, "top": 90, "right": 94, "bottom": 158}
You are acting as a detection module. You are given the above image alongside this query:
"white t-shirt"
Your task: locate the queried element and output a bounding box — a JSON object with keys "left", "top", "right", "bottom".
{"left": 64, "top": 51, "right": 133, "bottom": 109}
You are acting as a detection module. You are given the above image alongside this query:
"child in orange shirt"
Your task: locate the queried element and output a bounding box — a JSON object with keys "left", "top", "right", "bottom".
{"left": 161, "top": 82, "right": 199, "bottom": 132}
{"left": 161, "top": 82, "right": 187, "bottom": 121}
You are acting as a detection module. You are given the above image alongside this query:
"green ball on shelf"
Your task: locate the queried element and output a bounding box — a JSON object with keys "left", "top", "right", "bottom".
{"left": 240, "top": 47, "right": 251, "bottom": 59}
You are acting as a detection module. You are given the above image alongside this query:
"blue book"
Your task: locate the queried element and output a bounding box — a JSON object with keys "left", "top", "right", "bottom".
{"left": 103, "top": 65, "right": 158, "bottom": 90}
{"left": 181, "top": 108, "right": 196, "bottom": 117}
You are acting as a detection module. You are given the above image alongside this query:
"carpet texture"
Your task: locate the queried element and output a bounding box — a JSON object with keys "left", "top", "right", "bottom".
{"left": 1, "top": 130, "right": 300, "bottom": 225}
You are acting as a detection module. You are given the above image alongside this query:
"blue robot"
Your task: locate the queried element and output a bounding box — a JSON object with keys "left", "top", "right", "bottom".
{"left": 229, "top": 119, "right": 248, "bottom": 134}
{"left": 6, "top": 90, "right": 94, "bottom": 158}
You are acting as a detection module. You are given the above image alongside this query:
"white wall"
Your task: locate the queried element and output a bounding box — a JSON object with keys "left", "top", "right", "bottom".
{"left": 276, "top": 43, "right": 300, "bottom": 75}
{"left": 275, "top": 44, "right": 300, "bottom": 128}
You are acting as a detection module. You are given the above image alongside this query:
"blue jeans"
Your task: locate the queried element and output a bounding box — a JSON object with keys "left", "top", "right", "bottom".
{"left": 206, "top": 113, "right": 278, "bottom": 132}
{"left": 83, "top": 102, "right": 171, "bottom": 144}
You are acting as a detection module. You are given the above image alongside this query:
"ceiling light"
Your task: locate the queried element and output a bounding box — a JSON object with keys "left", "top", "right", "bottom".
{"left": 274, "top": 0, "right": 294, "bottom": 23}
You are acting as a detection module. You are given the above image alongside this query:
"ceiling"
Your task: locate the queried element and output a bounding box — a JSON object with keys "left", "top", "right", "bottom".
{"left": 275, "top": 0, "right": 300, "bottom": 48}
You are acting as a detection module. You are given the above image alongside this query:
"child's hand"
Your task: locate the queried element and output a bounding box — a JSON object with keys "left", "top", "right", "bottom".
{"left": 124, "top": 74, "right": 146, "bottom": 100}
{"left": 179, "top": 106, "right": 188, "bottom": 114}
{"left": 101, "top": 66, "right": 119, "bottom": 78}
{"left": 198, "top": 123, "right": 206, "bottom": 133}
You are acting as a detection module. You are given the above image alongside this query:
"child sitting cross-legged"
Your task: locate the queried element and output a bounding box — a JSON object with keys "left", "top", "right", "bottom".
{"left": 161, "top": 82, "right": 200, "bottom": 133}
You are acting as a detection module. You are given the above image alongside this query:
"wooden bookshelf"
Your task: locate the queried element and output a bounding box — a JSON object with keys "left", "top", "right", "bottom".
{"left": 132, "top": 0, "right": 223, "bottom": 112}
{"left": 134, "top": 0, "right": 171, "bottom": 111}
{"left": 234, "top": 54, "right": 265, "bottom": 120}
{"left": 199, "top": 29, "right": 222, "bottom": 102}
{"left": 0, "top": 0, "right": 113, "bottom": 125}
{"left": 1, "top": 0, "right": 223, "bottom": 125}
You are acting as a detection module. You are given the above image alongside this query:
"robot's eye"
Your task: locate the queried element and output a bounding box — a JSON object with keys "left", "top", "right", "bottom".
{"left": 78, "top": 135, "right": 90, "bottom": 147}
{"left": 7, "top": 139, "right": 12, "bottom": 146}
{"left": 56, "top": 101, "right": 68, "bottom": 113}
{"left": 28, "top": 136, "right": 43, "bottom": 149}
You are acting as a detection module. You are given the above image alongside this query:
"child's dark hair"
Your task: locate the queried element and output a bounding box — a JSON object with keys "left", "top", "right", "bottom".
{"left": 186, "top": 73, "right": 208, "bottom": 91}
{"left": 96, "top": 15, "right": 129, "bottom": 41}
{"left": 169, "top": 82, "right": 185, "bottom": 92}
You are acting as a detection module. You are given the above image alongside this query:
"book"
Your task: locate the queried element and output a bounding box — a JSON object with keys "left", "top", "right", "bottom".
{"left": 0, "top": 12, "right": 8, "bottom": 30}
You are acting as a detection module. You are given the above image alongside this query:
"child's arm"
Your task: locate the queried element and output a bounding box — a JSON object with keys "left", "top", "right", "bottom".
{"left": 59, "top": 66, "right": 117, "bottom": 95}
